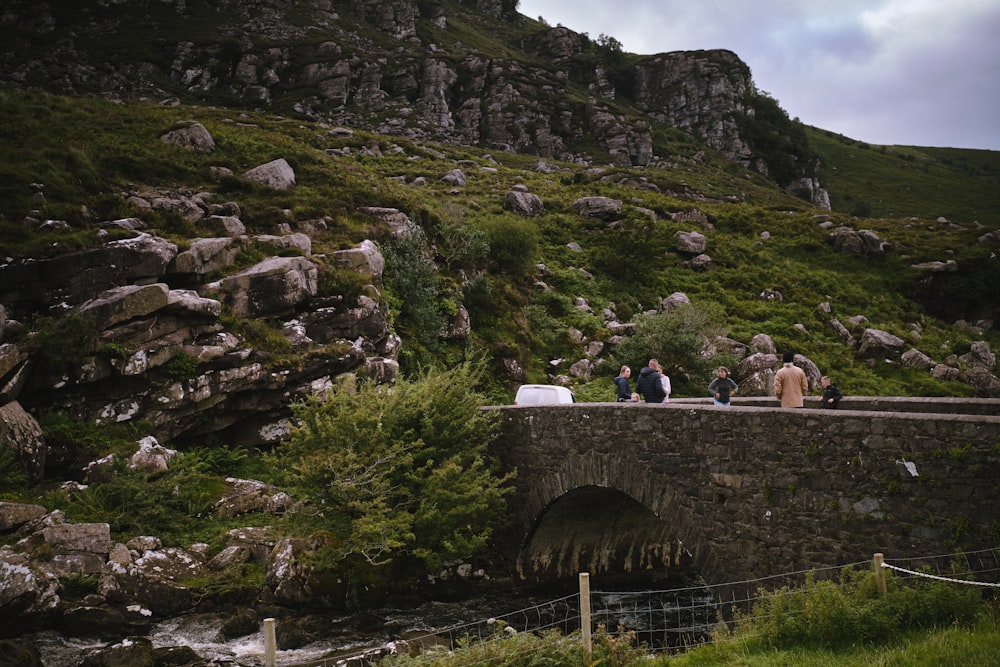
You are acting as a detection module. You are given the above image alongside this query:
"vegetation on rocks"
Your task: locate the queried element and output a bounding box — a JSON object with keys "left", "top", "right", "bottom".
{"left": 266, "top": 362, "right": 512, "bottom": 572}
{"left": 0, "top": 2, "right": 998, "bottom": 658}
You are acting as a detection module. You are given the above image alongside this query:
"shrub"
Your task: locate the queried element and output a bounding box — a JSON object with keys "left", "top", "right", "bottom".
{"left": 22, "top": 313, "right": 98, "bottom": 375}
{"left": 730, "top": 564, "right": 984, "bottom": 652}
{"left": 267, "top": 361, "right": 513, "bottom": 573}
{"left": 613, "top": 302, "right": 732, "bottom": 391}
{"left": 383, "top": 226, "right": 444, "bottom": 348}
{"left": 481, "top": 215, "right": 539, "bottom": 277}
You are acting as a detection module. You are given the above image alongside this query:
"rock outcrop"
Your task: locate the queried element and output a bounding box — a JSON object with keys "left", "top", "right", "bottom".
{"left": 0, "top": 0, "right": 819, "bottom": 183}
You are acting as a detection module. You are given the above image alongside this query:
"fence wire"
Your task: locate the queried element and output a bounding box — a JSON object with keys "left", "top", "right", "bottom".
{"left": 302, "top": 547, "right": 999, "bottom": 665}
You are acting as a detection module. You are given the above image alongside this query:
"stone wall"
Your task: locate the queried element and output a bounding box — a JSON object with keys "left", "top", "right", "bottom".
{"left": 489, "top": 402, "right": 1000, "bottom": 587}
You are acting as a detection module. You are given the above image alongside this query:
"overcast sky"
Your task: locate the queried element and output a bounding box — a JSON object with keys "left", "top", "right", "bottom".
{"left": 518, "top": 0, "right": 1000, "bottom": 151}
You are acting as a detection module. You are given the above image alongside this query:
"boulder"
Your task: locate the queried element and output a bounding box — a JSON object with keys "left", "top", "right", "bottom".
{"left": 701, "top": 336, "right": 748, "bottom": 360}
{"left": 503, "top": 190, "right": 546, "bottom": 217}
{"left": 253, "top": 232, "right": 312, "bottom": 256}
{"left": 0, "top": 401, "right": 45, "bottom": 483}
{"left": 242, "top": 158, "right": 295, "bottom": 190}
{"left": 827, "top": 319, "right": 855, "bottom": 346}
{"left": 57, "top": 605, "right": 154, "bottom": 641}
{"left": 202, "top": 214, "right": 246, "bottom": 237}
{"left": 0, "top": 502, "right": 46, "bottom": 532}
{"left": 301, "top": 294, "right": 389, "bottom": 352}
{"left": 750, "top": 334, "right": 776, "bottom": 355}
{"left": 331, "top": 239, "right": 385, "bottom": 277}
{"left": 733, "top": 352, "right": 779, "bottom": 396}
{"left": 0, "top": 547, "right": 60, "bottom": 633}
{"left": 674, "top": 230, "right": 707, "bottom": 254}
{"left": 128, "top": 436, "right": 178, "bottom": 475}
{"left": 958, "top": 368, "right": 1000, "bottom": 397}
{"left": 357, "top": 207, "right": 414, "bottom": 237}
{"left": 213, "top": 478, "right": 294, "bottom": 519}
{"left": 160, "top": 121, "right": 216, "bottom": 153}
{"left": 77, "top": 284, "right": 170, "bottom": 330}
{"left": 792, "top": 354, "right": 822, "bottom": 391}
{"left": 911, "top": 259, "right": 957, "bottom": 272}
{"left": 930, "top": 364, "right": 961, "bottom": 382}
{"left": 660, "top": 292, "right": 690, "bottom": 312}
{"left": 169, "top": 237, "right": 242, "bottom": 277}
{"left": 571, "top": 196, "right": 621, "bottom": 221}
{"left": 858, "top": 328, "right": 905, "bottom": 358}
{"left": 76, "top": 636, "right": 157, "bottom": 666}
{"left": 901, "top": 348, "right": 936, "bottom": 370}
{"left": 829, "top": 226, "right": 888, "bottom": 257}
{"left": 683, "top": 253, "right": 712, "bottom": 270}
{"left": 960, "top": 341, "right": 995, "bottom": 371}
{"left": 207, "top": 546, "right": 250, "bottom": 572}
{"left": 441, "top": 168, "right": 467, "bottom": 186}
{"left": 202, "top": 256, "right": 318, "bottom": 318}
{"left": 224, "top": 526, "right": 280, "bottom": 564}
{"left": 0, "top": 234, "right": 178, "bottom": 312}
{"left": 99, "top": 545, "right": 204, "bottom": 616}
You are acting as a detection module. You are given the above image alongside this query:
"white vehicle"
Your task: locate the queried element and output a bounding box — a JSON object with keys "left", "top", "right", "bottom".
{"left": 514, "top": 384, "right": 576, "bottom": 405}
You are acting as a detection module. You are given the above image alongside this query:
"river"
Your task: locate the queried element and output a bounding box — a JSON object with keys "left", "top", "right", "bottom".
{"left": 29, "top": 575, "right": 716, "bottom": 666}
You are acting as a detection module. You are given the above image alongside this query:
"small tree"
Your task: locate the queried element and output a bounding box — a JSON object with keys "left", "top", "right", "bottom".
{"left": 614, "top": 302, "right": 731, "bottom": 391}
{"left": 272, "top": 362, "right": 514, "bottom": 572}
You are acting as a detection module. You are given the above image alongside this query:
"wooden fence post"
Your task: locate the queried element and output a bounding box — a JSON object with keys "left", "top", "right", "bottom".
{"left": 873, "top": 553, "right": 886, "bottom": 597}
{"left": 579, "top": 572, "right": 592, "bottom": 659}
{"left": 263, "top": 617, "right": 277, "bottom": 667}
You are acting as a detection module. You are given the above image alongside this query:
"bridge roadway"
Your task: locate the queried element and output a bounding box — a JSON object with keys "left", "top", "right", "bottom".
{"left": 486, "top": 397, "right": 1000, "bottom": 588}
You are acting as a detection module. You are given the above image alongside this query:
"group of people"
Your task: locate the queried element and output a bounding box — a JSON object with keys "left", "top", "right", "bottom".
{"left": 614, "top": 352, "right": 843, "bottom": 408}
{"left": 615, "top": 359, "right": 671, "bottom": 403}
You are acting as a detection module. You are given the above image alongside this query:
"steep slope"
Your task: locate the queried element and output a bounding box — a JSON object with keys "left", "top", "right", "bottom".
{"left": 0, "top": 0, "right": 820, "bottom": 195}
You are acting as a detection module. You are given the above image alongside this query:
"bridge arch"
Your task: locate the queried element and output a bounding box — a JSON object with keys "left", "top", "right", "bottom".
{"left": 489, "top": 399, "right": 1000, "bottom": 588}
{"left": 520, "top": 483, "right": 698, "bottom": 584}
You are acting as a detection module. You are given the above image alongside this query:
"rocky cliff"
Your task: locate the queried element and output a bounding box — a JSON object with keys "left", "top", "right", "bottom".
{"left": 0, "top": 0, "right": 820, "bottom": 194}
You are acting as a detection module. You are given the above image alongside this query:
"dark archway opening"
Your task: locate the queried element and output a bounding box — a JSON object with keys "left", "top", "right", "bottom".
{"left": 518, "top": 485, "right": 697, "bottom": 587}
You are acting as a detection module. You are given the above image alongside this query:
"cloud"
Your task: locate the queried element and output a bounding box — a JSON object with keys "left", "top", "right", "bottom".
{"left": 518, "top": 0, "right": 1000, "bottom": 149}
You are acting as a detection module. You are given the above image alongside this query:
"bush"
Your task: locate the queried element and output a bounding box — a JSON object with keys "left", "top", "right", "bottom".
{"left": 613, "top": 302, "right": 732, "bottom": 392}
{"left": 730, "top": 564, "right": 984, "bottom": 652}
{"left": 383, "top": 226, "right": 444, "bottom": 347}
{"left": 268, "top": 361, "right": 514, "bottom": 572}
{"left": 481, "top": 216, "right": 539, "bottom": 277}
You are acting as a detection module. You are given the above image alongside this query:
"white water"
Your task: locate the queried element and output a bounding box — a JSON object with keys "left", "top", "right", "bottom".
{"left": 30, "top": 613, "right": 369, "bottom": 666}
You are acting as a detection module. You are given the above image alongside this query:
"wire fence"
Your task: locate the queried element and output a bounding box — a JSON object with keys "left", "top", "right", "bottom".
{"left": 289, "top": 547, "right": 999, "bottom": 666}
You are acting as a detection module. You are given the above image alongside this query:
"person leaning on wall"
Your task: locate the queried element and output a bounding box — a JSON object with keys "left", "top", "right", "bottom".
{"left": 821, "top": 375, "right": 843, "bottom": 409}
{"left": 774, "top": 351, "right": 808, "bottom": 408}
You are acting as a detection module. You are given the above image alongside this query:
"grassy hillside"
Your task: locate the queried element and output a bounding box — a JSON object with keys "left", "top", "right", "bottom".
{"left": 1, "top": 87, "right": 998, "bottom": 404}
{"left": 807, "top": 126, "right": 1000, "bottom": 224}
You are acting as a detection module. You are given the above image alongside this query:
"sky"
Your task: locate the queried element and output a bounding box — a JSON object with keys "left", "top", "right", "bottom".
{"left": 517, "top": 0, "right": 1000, "bottom": 151}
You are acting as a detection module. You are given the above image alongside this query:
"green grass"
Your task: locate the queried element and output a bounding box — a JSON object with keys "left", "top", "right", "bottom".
{"left": 657, "top": 620, "right": 1000, "bottom": 666}
{"left": 807, "top": 127, "right": 1000, "bottom": 226}
{"left": 1, "top": 85, "right": 997, "bottom": 404}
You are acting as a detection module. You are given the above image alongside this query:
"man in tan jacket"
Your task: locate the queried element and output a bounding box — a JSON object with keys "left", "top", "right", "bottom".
{"left": 774, "top": 352, "right": 808, "bottom": 408}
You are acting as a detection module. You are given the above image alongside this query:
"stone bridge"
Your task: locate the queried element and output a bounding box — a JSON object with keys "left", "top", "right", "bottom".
{"left": 487, "top": 397, "right": 1000, "bottom": 589}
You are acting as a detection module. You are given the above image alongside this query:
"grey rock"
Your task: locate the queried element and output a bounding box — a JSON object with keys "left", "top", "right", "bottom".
{"left": 503, "top": 190, "right": 546, "bottom": 217}
{"left": 674, "top": 230, "right": 707, "bottom": 254}
{"left": 160, "top": 121, "right": 216, "bottom": 153}
{"left": 858, "top": 328, "right": 905, "bottom": 358}
{"left": 0, "top": 401, "right": 45, "bottom": 483}
{"left": 242, "top": 158, "right": 296, "bottom": 190}
{"left": 571, "top": 196, "right": 621, "bottom": 221}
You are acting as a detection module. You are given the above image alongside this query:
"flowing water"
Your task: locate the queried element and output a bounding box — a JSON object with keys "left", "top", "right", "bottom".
{"left": 29, "top": 577, "right": 716, "bottom": 665}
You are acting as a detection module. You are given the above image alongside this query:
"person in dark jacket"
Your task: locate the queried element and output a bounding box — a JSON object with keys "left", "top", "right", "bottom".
{"left": 821, "top": 375, "right": 843, "bottom": 409}
{"left": 635, "top": 359, "right": 667, "bottom": 403}
{"left": 614, "top": 365, "right": 635, "bottom": 402}
{"left": 708, "top": 366, "right": 738, "bottom": 407}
